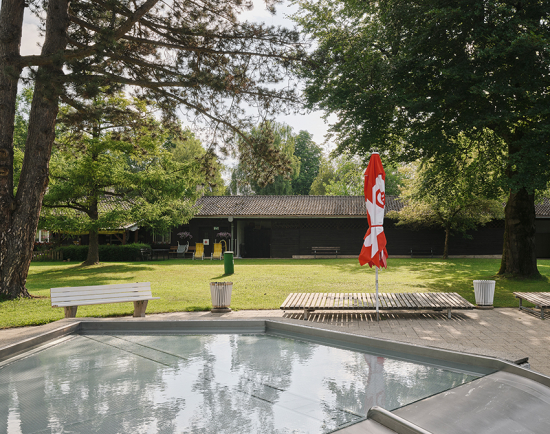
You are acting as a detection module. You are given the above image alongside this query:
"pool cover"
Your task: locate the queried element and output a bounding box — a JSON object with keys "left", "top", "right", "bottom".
{"left": 0, "top": 334, "right": 479, "bottom": 433}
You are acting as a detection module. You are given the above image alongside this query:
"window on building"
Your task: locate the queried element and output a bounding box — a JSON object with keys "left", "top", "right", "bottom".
{"left": 35, "top": 230, "right": 50, "bottom": 243}
{"left": 153, "top": 231, "right": 171, "bottom": 243}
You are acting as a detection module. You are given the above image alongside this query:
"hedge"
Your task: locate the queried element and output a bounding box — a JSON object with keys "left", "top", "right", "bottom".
{"left": 55, "top": 243, "right": 151, "bottom": 262}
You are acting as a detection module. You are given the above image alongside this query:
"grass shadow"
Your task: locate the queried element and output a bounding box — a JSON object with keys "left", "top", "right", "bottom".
{"left": 26, "top": 263, "right": 156, "bottom": 292}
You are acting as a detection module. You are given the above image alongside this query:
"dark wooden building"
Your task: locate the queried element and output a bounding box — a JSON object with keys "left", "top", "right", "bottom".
{"left": 164, "top": 195, "right": 550, "bottom": 259}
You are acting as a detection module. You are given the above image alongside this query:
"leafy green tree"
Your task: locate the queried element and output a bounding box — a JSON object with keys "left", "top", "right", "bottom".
{"left": 293, "top": 0, "right": 550, "bottom": 277}
{"left": 0, "top": 0, "right": 303, "bottom": 298}
{"left": 324, "top": 155, "right": 364, "bottom": 196}
{"left": 170, "top": 129, "right": 226, "bottom": 196}
{"left": 40, "top": 93, "right": 202, "bottom": 265}
{"left": 309, "top": 153, "right": 404, "bottom": 196}
{"left": 228, "top": 165, "right": 255, "bottom": 196}
{"left": 230, "top": 121, "right": 300, "bottom": 195}
{"left": 291, "top": 131, "right": 322, "bottom": 195}
{"left": 388, "top": 152, "right": 504, "bottom": 259}
{"left": 309, "top": 157, "right": 334, "bottom": 195}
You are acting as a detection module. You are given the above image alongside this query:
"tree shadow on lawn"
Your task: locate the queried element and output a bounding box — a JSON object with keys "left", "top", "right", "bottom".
{"left": 321, "top": 258, "right": 550, "bottom": 306}
{"left": 27, "top": 263, "right": 155, "bottom": 292}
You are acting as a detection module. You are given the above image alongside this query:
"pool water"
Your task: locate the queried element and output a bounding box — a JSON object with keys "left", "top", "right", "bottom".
{"left": 0, "top": 334, "right": 480, "bottom": 433}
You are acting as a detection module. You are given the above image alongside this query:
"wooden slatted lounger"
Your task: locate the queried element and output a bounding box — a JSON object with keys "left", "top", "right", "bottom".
{"left": 280, "top": 292, "right": 474, "bottom": 320}
{"left": 513, "top": 292, "right": 550, "bottom": 320}
{"left": 51, "top": 282, "right": 159, "bottom": 318}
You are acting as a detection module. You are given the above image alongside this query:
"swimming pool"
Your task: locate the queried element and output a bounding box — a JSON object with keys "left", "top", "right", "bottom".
{"left": 1, "top": 320, "right": 546, "bottom": 433}
{"left": 0, "top": 324, "right": 484, "bottom": 433}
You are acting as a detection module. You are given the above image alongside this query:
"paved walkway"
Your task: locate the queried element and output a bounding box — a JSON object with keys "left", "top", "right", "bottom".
{"left": 2, "top": 308, "right": 550, "bottom": 376}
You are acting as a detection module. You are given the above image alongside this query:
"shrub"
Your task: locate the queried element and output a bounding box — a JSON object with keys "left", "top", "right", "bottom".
{"left": 55, "top": 243, "right": 151, "bottom": 262}
{"left": 55, "top": 245, "right": 88, "bottom": 262}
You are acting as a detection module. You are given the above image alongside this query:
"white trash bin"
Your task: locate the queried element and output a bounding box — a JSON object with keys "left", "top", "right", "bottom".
{"left": 473, "top": 280, "right": 495, "bottom": 307}
{"left": 210, "top": 282, "right": 233, "bottom": 313}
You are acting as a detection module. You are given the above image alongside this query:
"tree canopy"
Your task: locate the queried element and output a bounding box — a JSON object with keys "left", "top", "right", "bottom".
{"left": 41, "top": 92, "right": 203, "bottom": 265}
{"left": 309, "top": 153, "right": 403, "bottom": 196}
{"left": 291, "top": 131, "right": 322, "bottom": 195}
{"left": 293, "top": 0, "right": 550, "bottom": 277}
{"left": 388, "top": 152, "right": 504, "bottom": 258}
{"left": 0, "top": 0, "right": 304, "bottom": 298}
{"left": 169, "top": 128, "right": 227, "bottom": 196}
{"left": 229, "top": 121, "right": 301, "bottom": 195}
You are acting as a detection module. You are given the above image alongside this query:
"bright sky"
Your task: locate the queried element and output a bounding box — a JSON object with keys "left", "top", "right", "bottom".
{"left": 239, "top": 0, "right": 336, "bottom": 152}
{"left": 19, "top": 1, "right": 335, "bottom": 154}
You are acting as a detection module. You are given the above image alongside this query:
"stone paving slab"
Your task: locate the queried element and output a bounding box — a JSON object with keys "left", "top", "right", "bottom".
{"left": 1, "top": 308, "right": 550, "bottom": 376}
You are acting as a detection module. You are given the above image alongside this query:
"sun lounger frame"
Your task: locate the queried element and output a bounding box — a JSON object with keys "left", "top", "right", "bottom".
{"left": 514, "top": 292, "right": 550, "bottom": 319}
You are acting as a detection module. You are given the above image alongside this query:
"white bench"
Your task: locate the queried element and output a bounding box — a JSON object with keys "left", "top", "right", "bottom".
{"left": 51, "top": 282, "right": 159, "bottom": 318}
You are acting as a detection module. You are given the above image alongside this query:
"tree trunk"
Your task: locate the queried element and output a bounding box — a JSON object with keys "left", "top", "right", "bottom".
{"left": 84, "top": 229, "right": 100, "bottom": 266}
{"left": 443, "top": 227, "right": 450, "bottom": 259}
{"left": 84, "top": 198, "right": 100, "bottom": 265}
{"left": 498, "top": 188, "right": 541, "bottom": 278}
{"left": 0, "top": 0, "right": 28, "bottom": 299}
{"left": 0, "top": 0, "right": 69, "bottom": 299}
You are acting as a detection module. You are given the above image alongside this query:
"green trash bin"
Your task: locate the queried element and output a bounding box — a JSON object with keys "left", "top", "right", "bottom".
{"left": 224, "top": 251, "right": 234, "bottom": 275}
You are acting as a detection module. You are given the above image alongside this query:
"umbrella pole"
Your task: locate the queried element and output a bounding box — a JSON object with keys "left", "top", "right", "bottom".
{"left": 375, "top": 266, "right": 379, "bottom": 322}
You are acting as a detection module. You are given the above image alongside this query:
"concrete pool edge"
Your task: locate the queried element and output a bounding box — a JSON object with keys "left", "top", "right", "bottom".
{"left": 265, "top": 321, "right": 547, "bottom": 383}
{"left": 1, "top": 318, "right": 547, "bottom": 387}
{"left": 0, "top": 321, "right": 81, "bottom": 363}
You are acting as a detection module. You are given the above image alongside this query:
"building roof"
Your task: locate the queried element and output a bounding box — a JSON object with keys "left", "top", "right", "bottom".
{"left": 195, "top": 195, "right": 550, "bottom": 218}
{"left": 195, "top": 195, "right": 403, "bottom": 217}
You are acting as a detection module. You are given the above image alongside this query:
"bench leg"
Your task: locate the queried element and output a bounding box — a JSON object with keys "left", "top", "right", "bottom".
{"left": 64, "top": 306, "right": 78, "bottom": 318}
{"left": 133, "top": 300, "right": 149, "bottom": 317}
{"left": 447, "top": 308, "right": 452, "bottom": 319}
{"left": 303, "top": 309, "right": 314, "bottom": 320}
{"left": 542, "top": 307, "right": 545, "bottom": 320}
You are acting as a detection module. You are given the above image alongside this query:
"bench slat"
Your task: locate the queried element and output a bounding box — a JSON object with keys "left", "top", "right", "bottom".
{"left": 281, "top": 292, "right": 473, "bottom": 314}
{"left": 51, "top": 282, "right": 151, "bottom": 294}
{"left": 305, "top": 293, "right": 318, "bottom": 309}
{"left": 287, "top": 292, "right": 302, "bottom": 308}
{"left": 396, "top": 292, "right": 412, "bottom": 308}
{"left": 52, "top": 290, "right": 156, "bottom": 304}
{"left": 521, "top": 294, "right": 547, "bottom": 305}
{"left": 288, "top": 292, "right": 303, "bottom": 308}
{"left": 514, "top": 292, "right": 550, "bottom": 307}
{"left": 409, "top": 293, "right": 428, "bottom": 308}
{"left": 52, "top": 296, "right": 160, "bottom": 308}
{"left": 389, "top": 293, "right": 401, "bottom": 309}
{"left": 401, "top": 293, "right": 417, "bottom": 309}
{"left": 432, "top": 292, "right": 452, "bottom": 307}
{"left": 295, "top": 293, "right": 308, "bottom": 308}
{"left": 319, "top": 292, "right": 328, "bottom": 309}
{"left": 281, "top": 293, "right": 296, "bottom": 308}
{"left": 365, "top": 293, "right": 375, "bottom": 308}
{"left": 446, "top": 292, "right": 465, "bottom": 307}
{"left": 391, "top": 293, "right": 404, "bottom": 308}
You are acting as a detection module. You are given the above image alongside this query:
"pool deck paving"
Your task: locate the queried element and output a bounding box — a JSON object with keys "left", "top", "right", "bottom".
{"left": 1, "top": 307, "right": 550, "bottom": 377}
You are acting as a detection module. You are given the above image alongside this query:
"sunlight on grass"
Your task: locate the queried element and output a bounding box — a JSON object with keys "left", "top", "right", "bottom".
{"left": 1, "top": 258, "right": 549, "bottom": 328}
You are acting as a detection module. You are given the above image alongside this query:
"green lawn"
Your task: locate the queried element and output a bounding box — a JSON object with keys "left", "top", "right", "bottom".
{"left": 1, "top": 258, "right": 550, "bottom": 329}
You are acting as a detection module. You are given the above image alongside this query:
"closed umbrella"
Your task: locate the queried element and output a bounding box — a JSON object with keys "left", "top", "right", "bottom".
{"left": 359, "top": 152, "right": 388, "bottom": 321}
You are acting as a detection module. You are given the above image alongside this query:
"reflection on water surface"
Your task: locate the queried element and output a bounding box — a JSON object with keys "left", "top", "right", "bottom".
{"left": 0, "top": 334, "right": 479, "bottom": 433}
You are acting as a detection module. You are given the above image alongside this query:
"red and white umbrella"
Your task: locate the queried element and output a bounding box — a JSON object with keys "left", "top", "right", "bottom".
{"left": 359, "top": 152, "right": 388, "bottom": 320}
